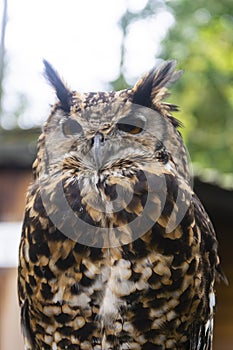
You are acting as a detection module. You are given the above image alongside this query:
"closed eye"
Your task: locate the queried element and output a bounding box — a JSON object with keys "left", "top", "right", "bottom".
{"left": 62, "top": 118, "right": 83, "bottom": 136}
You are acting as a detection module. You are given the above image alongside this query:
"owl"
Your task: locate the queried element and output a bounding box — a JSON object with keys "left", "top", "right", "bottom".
{"left": 18, "top": 59, "right": 225, "bottom": 350}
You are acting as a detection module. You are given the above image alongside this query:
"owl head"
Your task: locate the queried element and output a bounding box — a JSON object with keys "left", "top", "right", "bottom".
{"left": 38, "top": 60, "right": 186, "bottom": 175}
{"left": 34, "top": 60, "right": 190, "bottom": 247}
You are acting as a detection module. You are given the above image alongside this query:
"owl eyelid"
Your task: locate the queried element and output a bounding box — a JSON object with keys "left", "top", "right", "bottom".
{"left": 61, "top": 118, "right": 83, "bottom": 137}
{"left": 116, "top": 115, "right": 145, "bottom": 134}
{"left": 117, "top": 123, "right": 143, "bottom": 135}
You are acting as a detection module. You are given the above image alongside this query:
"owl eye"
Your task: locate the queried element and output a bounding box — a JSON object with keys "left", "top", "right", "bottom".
{"left": 117, "top": 116, "right": 145, "bottom": 135}
{"left": 62, "top": 119, "right": 83, "bottom": 136}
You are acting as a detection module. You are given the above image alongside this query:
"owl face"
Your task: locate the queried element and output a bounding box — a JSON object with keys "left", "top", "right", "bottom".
{"left": 42, "top": 60, "right": 184, "bottom": 179}
{"left": 44, "top": 97, "right": 171, "bottom": 177}
{"left": 36, "top": 60, "right": 189, "bottom": 247}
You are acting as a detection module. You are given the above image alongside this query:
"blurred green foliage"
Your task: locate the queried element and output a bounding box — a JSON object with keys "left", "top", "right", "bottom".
{"left": 160, "top": 0, "right": 233, "bottom": 174}
{"left": 112, "top": 0, "right": 233, "bottom": 176}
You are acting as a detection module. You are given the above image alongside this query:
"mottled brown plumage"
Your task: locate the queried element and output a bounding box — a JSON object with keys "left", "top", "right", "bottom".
{"left": 18, "top": 60, "right": 224, "bottom": 350}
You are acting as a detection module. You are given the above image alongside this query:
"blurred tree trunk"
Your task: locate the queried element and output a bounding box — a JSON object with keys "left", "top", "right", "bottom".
{"left": 0, "top": 0, "right": 8, "bottom": 117}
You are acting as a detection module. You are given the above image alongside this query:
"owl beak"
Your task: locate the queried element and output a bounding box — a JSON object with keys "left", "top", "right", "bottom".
{"left": 92, "top": 132, "right": 105, "bottom": 171}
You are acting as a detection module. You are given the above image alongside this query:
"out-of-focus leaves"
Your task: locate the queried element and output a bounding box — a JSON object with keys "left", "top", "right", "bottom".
{"left": 160, "top": 0, "right": 233, "bottom": 174}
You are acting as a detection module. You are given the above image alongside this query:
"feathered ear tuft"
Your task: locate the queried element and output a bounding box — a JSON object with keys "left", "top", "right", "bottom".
{"left": 43, "top": 60, "right": 72, "bottom": 112}
{"left": 132, "top": 60, "right": 183, "bottom": 109}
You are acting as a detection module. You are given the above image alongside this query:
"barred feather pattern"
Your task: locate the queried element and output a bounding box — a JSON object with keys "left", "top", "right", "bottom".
{"left": 18, "top": 60, "right": 224, "bottom": 350}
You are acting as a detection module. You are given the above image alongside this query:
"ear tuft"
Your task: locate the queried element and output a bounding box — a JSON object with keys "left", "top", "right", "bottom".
{"left": 43, "top": 60, "right": 72, "bottom": 112}
{"left": 132, "top": 60, "right": 183, "bottom": 108}
{"left": 132, "top": 69, "right": 154, "bottom": 107}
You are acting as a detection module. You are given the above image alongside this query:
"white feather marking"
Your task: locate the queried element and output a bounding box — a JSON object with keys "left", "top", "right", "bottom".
{"left": 209, "top": 291, "right": 215, "bottom": 309}
{"left": 23, "top": 243, "right": 30, "bottom": 263}
{"left": 52, "top": 287, "right": 65, "bottom": 304}
{"left": 99, "top": 260, "right": 131, "bottom": 326}
{"left": 99, "top": 285, "right": 118, "bottom": 319}
{"left": 204, "top": 290, "right": 215, "bottom": 349}
{"left": 164, "top": 162, "right": 174, "bottom": 172}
